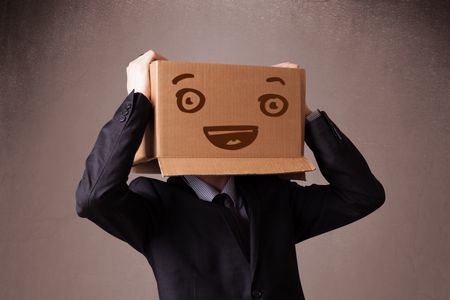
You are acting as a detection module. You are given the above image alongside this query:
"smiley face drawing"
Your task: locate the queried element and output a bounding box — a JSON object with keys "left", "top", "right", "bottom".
{"left": 172, "top": 72, "right": 289, "bottom": 150}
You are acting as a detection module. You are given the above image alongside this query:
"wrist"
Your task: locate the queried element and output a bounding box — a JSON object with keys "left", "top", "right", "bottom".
{"left": 132, "top": 88, "right": 150, "bottom": 101}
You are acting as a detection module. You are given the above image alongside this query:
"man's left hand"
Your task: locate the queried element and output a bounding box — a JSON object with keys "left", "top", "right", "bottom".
{"left": 271, "top": 62, "right": 313, "bottom": 117}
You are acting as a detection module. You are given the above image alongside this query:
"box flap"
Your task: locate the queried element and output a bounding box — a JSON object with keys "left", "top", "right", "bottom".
{"left": 131, "top": 157, "right": 314, "bottom": 181}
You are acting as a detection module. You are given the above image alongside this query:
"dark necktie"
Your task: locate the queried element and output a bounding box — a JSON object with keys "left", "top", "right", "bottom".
{"left": 213, "top": 193, "right": 250, "bottom": 262}
{"left": 212, "top": 193, "right": 235, "bottom": 208}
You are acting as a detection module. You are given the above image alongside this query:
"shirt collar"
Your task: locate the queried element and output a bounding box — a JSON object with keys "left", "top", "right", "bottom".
{"left": 183, "top": 175, "right": 238, "bottom": 204}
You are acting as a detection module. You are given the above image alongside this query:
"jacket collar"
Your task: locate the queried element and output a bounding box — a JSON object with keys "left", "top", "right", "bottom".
{"left": 182, "top": 175, "right": 238, "bottom": 205}
{"left": 166, "top": 176, "right": 197, "bottom": 196}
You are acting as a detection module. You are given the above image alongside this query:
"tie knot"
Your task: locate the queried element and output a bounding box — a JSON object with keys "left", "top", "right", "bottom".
{"left": 212, "top": 193, "right": 235, "bottom": 209}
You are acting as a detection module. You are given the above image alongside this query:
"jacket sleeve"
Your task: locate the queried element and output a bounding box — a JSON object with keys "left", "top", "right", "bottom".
{"left": 75, "top": 90, "right": 161, "bottom": 254}
{"left": 288, "top": 110, "right": 386, "bottom": 243}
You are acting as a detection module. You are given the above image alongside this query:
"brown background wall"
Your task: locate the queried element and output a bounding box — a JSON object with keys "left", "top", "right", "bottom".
{"left": 1, "top": 0, "right": 449, "bottom": 299}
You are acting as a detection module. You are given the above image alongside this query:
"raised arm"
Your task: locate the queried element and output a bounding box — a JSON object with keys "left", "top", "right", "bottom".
{"left": 288, "top": 110, "right": 385, "bottom": 243}
{"left": 75, "top": 50, "right": 167, "bottom": 254}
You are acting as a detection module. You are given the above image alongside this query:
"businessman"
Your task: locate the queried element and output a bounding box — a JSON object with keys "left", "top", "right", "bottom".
{"left": 75, "top": 49, "right": 385, "bottom": 300}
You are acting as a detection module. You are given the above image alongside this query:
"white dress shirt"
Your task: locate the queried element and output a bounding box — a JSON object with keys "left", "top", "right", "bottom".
{"left": 183, "top": 175, "right": 249, "bottom": 220}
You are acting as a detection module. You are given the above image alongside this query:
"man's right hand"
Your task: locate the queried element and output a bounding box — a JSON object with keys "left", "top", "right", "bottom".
{"left": 126, "top": 49, "right": 167, "bottom": 103}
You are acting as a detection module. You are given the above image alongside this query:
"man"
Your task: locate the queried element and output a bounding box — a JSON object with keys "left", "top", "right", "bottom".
{"left": 75, "top": 49, "right": 385, "bottom": 300}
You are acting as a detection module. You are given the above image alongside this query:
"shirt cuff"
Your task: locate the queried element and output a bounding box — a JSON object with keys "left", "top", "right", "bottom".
{"left": 305, "top": 109, "right": 321, "bottom": 123}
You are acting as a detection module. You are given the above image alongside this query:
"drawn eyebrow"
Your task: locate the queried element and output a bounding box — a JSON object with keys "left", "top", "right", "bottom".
{"left": 172, "top": 73, "right": 195, "bottom": 85}
{"left": 266, "top": 77, "right": 285, "bottom": 85}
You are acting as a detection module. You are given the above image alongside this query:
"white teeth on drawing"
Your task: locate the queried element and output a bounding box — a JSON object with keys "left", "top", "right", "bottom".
{"left": 226, "top": 139, "right": 242, "bottom": 145}
{"left": 203, "top": 125, "right": 258, "bottom": 150}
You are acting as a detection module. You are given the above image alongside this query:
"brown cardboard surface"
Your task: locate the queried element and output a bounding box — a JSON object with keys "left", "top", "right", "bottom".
{"left": 131, "top": 60, "right": 315, "bottom": 179}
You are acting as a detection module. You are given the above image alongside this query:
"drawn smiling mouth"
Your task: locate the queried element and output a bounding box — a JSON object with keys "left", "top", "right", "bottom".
{"left": 203, "top": 125, "right": 259, "bottom": 150}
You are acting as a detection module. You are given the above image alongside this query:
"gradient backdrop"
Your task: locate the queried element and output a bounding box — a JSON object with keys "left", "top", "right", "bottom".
{"left": 1, "top": 0, "right": 449, "bottom": 299}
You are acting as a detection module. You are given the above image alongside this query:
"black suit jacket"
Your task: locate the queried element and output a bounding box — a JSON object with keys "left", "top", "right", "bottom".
{"left": 75, "top": 91, "right": 385, "bottom": 300}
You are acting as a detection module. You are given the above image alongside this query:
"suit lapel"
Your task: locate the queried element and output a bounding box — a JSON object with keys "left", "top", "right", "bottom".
{"left": 235, "top": 176, "right": 261, "bottom": 280}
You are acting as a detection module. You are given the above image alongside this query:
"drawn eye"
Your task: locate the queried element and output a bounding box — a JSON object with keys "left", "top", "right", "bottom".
{"left": 176, "top": 88, "right": 206, "bottom": 113}
{"left": 258, "top": 94, "right": 288, "bottom": 117}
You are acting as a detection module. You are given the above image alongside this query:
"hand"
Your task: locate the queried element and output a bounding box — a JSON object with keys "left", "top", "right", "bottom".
{"left": 271, "top": 62, "right": 313, "bottom": 116}
{"left": 126, "top": 49, "right": 167, "bottom": 103}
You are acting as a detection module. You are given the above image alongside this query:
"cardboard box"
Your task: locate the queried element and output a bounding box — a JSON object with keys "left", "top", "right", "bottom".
{"left": 131, "top": 60, "right": 315, "bottom": 180}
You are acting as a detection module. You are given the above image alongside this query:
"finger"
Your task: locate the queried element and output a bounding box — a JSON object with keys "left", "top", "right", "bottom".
{"left": 272, "top": 62, "right": 300, "bottom": 68}
{"left": 140, "top": 49, "right": 167, "bottom": 63}
{"left": 283, "top": 63, "right": 299, "bottom": 68}
{"left": 272, "top": 62, "right": 294, "bottom": 67}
